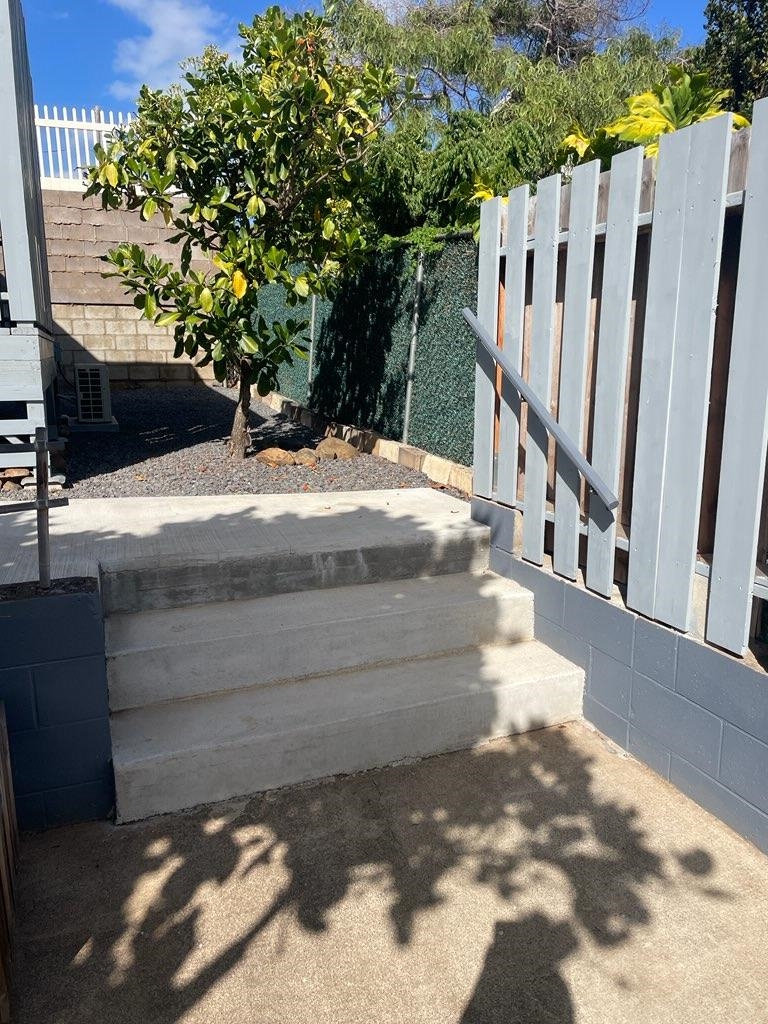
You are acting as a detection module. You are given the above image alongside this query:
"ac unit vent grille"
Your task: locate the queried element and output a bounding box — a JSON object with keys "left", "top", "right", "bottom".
{"left": 75, "top": 364, "right": 112, "bottom": 423}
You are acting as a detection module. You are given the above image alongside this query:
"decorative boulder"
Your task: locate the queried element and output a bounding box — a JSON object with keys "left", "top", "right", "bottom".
{"left": 1, "top": 467, "right": 28, "bottom": 479}
{"left": 293, "top": 448, "right": 319, "bottom": 467}
{"left": 316, "top": 436, "right": 358, "bottom": 461}
{"left": 255, "top": 447, "right": 296, "bottom": 467}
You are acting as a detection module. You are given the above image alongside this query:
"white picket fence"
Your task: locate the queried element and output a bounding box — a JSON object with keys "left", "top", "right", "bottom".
{"left": 34, "top": 105, "right": 133, "bottom": 189}
{"left": 471, "top": 98, "right": 768, "bottom": 657}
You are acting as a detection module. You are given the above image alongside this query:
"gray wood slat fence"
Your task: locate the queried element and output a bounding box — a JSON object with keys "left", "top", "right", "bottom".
{"left": 473, "top": 99, "right": 768, "bottom": 657}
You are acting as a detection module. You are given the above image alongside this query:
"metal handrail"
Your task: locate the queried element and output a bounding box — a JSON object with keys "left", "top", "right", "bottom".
{"left": 463, "top": 307, "right": 619, "bottom": 511}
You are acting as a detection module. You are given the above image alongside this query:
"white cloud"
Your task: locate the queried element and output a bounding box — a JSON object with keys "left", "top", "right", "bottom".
{"left": 106, "top": 0, "right": 239, "bottom": 102}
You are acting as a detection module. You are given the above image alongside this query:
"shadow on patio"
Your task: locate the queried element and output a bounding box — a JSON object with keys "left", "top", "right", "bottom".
{"left": 3, "top": 493, "right": 764, "bottom": 1022}
{"left": 13, "top": 725, "right": 750, "bottom": 1024}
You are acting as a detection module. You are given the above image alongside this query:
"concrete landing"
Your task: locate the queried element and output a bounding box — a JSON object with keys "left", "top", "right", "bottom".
{"left": 13, "top": 723, "right": 768, "bottom": 1024}
{"left": 0, "top": 490, "right": 484, "bottom": 607}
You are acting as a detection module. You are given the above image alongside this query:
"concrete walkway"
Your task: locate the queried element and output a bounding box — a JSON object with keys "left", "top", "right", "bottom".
{"left": 13, "top": 723, "right": 768, "bottom": 1024}
{"left": 0, "top": 488, "right": 472, "bottom": 585}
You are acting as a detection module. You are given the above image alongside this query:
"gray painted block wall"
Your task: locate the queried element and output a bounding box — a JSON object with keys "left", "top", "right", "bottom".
{"left": 474, "top": 498, "right": 768, "bottom": 855}
{"left": 0, "top": 589, "right": 114, "bottom": 829}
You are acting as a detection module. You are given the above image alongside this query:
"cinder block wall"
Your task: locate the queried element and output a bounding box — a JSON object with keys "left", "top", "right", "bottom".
{"left": 43, "top": 188, "right": 213, "bottom": 385}
{"left": 0, "top": 588, "right": 114, "bottom": 830}
{"left": 474, "top": 497, "right": 768, "bottom": 856}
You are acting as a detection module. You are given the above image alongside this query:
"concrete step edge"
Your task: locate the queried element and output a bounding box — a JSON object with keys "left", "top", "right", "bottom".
{"left": 110, "top": 637, "right": 540, "bottom": 714}
{"left": 111, "top": 642, "right": 584, "bottom": 768}
{"left": 105, "top": 573, "right": 531, "bottom": 657}
{"left": 100, "top": 531, "right": 490, "bottom": 615}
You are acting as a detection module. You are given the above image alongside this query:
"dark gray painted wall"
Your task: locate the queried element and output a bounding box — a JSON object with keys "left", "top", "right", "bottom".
{"left": 0, "top": 589, "right": 114, "bottom": 829}
{"left": 474, "top": 497, "right": 768, "bottom": 855}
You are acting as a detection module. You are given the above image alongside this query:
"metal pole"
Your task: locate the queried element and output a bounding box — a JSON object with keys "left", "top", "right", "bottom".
{"left": 307, "top": 294, "right": 317, "bottom": 405}
{"left": 402, "top": 250, "right": 424, "bottom": 445}
{"left": 34, "top": 427, "right": 51, "bottom": 588}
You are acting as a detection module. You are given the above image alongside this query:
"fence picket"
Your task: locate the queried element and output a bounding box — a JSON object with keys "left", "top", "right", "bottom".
{"left": 473, "top": 197, "right": 503, "bottom": 498}
{"left": 707, "top": 98, "right": 768, "bottom": 654}
{"left": 553, "top": 160, "right": 600, "bottom": 579}
{"left": 497, "top": 184, "right": 529, "bottom": 507}
{"left": 626, "top": 126, "right": 692, "bottom": 618}
{"left": 654, "top": 113, "right": 732, "bottom": 630}
{"left": 585, "top": 146, "right": 644, "bottom": 597}
{"left": 522, "top": 173, "right": 561, "bottom": 565}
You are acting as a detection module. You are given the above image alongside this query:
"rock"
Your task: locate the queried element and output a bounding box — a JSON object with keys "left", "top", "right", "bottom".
{"left": 1, "top": 480, "right": 22, "bottom": 492}
{"left": 293, "top": 448, "right": 318, "bottom": 467}
{"left": 1, "top": 467, "right": 28, "bottom": 479}
{"left": 255, "top": 447, "right": 296, "bottom": 467}
{"left": 316, "top": 436, "right": 359, "bottom": 461}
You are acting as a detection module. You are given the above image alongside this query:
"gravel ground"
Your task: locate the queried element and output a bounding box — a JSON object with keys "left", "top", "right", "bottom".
{"left": 12, "top": 385, "right": 445, "bottom": 499}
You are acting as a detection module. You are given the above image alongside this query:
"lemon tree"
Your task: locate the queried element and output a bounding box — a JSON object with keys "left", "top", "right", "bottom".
{"left": 86, "top": 6, "right": 398, "bottom": 457}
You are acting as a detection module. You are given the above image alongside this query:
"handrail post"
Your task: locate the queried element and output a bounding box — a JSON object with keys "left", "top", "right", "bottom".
{"left": 34, "top": 427, "right": 51, "bottom": 589}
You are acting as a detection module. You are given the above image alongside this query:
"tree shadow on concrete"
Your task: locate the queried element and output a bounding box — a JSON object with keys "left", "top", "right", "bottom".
{"left": 7, "top": 500, "right": 731, "bottom": 1023}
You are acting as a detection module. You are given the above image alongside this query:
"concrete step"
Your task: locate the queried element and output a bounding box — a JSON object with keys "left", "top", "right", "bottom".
{"left": 106, "top": 573, "right": 534, "bottom": 711}
{"left": 111, "top": 641, "right": 584, "bottom": 822}
{"left": 96, "top": 490, "right": 487, "bottom": 614}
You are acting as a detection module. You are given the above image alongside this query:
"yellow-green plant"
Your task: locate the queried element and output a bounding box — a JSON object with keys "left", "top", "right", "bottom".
{"left": 86, "top": 7, "right": 399, "bottom": 457}
{"left": 560, "top": 65, "right": 749, "bottom": 166}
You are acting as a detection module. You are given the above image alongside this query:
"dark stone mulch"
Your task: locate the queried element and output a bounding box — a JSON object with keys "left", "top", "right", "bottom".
{"left": 21, "top": 385, "right": 439, "bottom": 499}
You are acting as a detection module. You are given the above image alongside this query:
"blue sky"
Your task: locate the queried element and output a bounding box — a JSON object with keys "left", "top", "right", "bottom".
{"left": 25, "top": 0, "right": 709, "bottom": 113}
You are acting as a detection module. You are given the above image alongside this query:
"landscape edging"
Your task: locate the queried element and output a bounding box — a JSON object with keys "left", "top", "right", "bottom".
{"left": 264, "top": 392, "right": 473, "bottom": 494}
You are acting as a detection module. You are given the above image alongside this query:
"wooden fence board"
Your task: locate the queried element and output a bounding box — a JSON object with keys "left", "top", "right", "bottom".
{"left": 626, "top": 126, "right": 692, "bottom": 617}
{"left": 654, "top": 114, "right": 732, "bottom": 630}
{"left": 473, "top": 197, "right": 503, "bottom": 498}
{"left": 522, "top": 173, "right": 561, "bottom": 564}
{"left": 707, "top": 99, "right": 768, "bottom": 653}
{"left": 497, "top": 185, "right": 529, "bottom": 507}
{"left": 553, "top": 160, "right": 600, "bottom": 579}
{"left": 0, "top": 0, "right": 52, "bottom": 328}
{"left": 586, "top": 146, "right": 644, "bottom": 596}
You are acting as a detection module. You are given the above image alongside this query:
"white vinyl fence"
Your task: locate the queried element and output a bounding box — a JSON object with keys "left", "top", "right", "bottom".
{"left": 469, "top": 98, "right": 768, "bottom": 657}
{"left": 34, "top": 106, "right": 133, "bottom": 189}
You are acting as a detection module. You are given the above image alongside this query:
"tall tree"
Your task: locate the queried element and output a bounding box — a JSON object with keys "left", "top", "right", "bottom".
{"left": 86, "top": 7, "right": 398, "bottom": 458}
{"left": 527, "top": 0, "right": 650, "bottom": 65}
{"left": 701, "top": 0, "right": 768, "bottom": 115}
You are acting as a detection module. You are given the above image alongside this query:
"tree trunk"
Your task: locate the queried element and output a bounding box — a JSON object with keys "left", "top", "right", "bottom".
{"left": 228, "top": 362, "right": 251, "bottom": 459}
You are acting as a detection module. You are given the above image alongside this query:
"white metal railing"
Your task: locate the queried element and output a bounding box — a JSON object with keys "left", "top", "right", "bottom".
{"left": 33, "top": 105, "right": 134, "bottom": 189}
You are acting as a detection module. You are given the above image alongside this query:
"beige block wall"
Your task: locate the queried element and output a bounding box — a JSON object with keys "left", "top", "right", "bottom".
{"left": 44, "top": 188, "right": 214, "bottom": 385}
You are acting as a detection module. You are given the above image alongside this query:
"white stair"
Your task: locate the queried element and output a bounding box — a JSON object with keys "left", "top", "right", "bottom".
{"left": 106, "top": 573, "right": 534, "bottom": 711}
{"left": 103, "top": 492, "right": 584, "bottom": 822}
{"left": 112, "top": 641, "right": 583, "bottom": 822}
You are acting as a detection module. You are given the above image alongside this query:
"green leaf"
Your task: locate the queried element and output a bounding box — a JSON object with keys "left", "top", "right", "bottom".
{"left": 156, "top": 310, "right": 181, "bottom": 327}
{"left": 105, "top": 163, "right": 119, "bottom": 187}
{"left": 144, "top": 293, "right": 157, "bottom": 319}
{"left": 293, "top": 275, "right": 310, "bottom": 298}
{"left": 141, "top": 198, "right": 157, "bottom": 221}
{"left": 199, "top": 287, "right": 213, "bottom": 312}
{"left": 322, "top": 217, "right": 335, "bottom": 240}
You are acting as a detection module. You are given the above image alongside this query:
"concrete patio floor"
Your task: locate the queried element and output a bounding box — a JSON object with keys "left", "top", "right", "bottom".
{"left": 12, "top": 723, "right": 768, "bottom": 1024}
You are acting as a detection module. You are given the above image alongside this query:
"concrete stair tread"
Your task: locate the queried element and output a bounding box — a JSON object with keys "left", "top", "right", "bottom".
{"left": 85, "top": 489, "right": 488, "bottom": 613}
{"left": 111, "top": 640, "right": 580, "bottom": 768}
{"left": 106, "top": 572, "right": 529, "bottom": 655}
